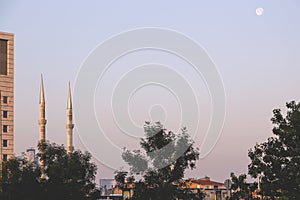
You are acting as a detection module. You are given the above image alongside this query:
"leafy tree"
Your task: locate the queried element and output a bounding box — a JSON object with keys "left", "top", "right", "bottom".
{"left": 229, "top": 172, "right": 257, "bottom": 200}
{"left": 38, "top": 142, "right": 100, "bottom": 200}
{"left": 116, "top": 121, "right": 201, "bottom": 200}
{"left": 114, "top": 170, "right": 129, "bottom": 189}
{"left": 0, "top": 157, "right": 42, "bottom": 200}
{"left": 0, "top": 142, "right": 100, "bottom": 200}
{"left": 248, "top": 101, "right": 300, "bottom": 199}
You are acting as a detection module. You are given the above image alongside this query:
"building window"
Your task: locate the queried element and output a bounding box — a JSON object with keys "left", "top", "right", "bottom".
{"left": 3, "top": 139, "right": 7, "bottom": 147}
{"left": 3, "top": 110, "right": 7, "bottom": 118}
{"left": 3, "top": 125, "right": 7, "bottom": 132}
{"left": 3, "top": 154, "right": 7, "bottom": 161}
{"left": 0, "top": 39, "right": 8, "bottom": 75}
{"left": 3, "top": 96, "right": 8, "bottom": 104}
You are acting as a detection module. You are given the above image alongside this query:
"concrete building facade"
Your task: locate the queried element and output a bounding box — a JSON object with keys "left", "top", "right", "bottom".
{"left": 0, "top": 31, "right": 14, "bottom": 163}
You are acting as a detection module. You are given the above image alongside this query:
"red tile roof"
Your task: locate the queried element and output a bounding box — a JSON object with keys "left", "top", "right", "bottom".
{"left": 192, "top": 178, "right": 224, "bottom": 186}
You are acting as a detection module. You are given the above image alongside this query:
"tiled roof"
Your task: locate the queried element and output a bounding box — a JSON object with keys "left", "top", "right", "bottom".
{"left": 192, "top": 178, "right": 224, "bottom": 186}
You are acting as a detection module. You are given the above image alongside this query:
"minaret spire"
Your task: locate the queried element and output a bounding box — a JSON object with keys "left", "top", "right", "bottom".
{"left": 39, "top": 74, "right": 45, "bottom": 104}
{"left": 38, "top": 74, "right": 47, "bottom": 143}
{"left": 38, "top": 74, "right": 47, "bottom": 179}
{"left": 66, "top": 82, "right": 74, "bottom": 153}
{"left": 67, "top": 82, "right": 72, "bottom": 109}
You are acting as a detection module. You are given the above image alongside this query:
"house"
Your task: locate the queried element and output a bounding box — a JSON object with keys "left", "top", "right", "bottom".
{"left": 181, "top": 177, "right": 229, "bottom": 200}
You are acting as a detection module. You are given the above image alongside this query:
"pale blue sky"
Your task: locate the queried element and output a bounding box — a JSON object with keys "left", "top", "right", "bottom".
{"left": 1, "top": 1, "right": 300, "bottom": 182}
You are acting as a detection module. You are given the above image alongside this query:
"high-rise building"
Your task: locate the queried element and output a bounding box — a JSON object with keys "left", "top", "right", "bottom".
{"left": 0, "top": 31, "right": 14, "bottom": 163}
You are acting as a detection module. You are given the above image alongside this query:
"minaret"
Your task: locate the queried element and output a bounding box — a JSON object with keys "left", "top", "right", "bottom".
{"left": 38, "top": 75, "right": 47, "bottom": 179}
{"left": 38, "top": 74, "right": 47, "bottom": 143}
{"left": 66, "top": 82, "right": 74, "bottom": 153}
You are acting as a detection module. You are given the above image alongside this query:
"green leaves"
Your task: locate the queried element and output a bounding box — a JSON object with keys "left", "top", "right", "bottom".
{"left": 0, "top": 142, "right": 99, "bottom": 200}
{"left": 229, "top": 172, "right": 253, "bottom": 200}
{"left": 0, "top": 157, "right": 41, "bottom": 200}
{"left": 248, "top": 101, "right": 300, "bottom": 199}
{"left": 116, "top": 122, "right": 201, "bottom": 200}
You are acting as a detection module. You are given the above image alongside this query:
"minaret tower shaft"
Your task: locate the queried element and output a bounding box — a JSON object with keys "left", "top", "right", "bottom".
{"left": 66, "top": 82, "right": 74, "bottom": 153}
{"left": 38, "top": 75, "right": 47, "bottom": 143}
{"left": 38, "top": 75, "right": 47, "bottom": 179}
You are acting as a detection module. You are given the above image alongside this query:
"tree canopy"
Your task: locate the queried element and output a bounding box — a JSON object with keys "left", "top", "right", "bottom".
{"left": 229, "top": 172, "right": 257, "bottom": 200}
{"left": 115, "top": 121, "right": 201, "bottom": 200}
{"left": 0, "top": 142, "right": 99, "bottom": 200}
{"left": 248, "top": 101, "right": 300, "bottom": 199}
{"left": 0, "top": 157, "right": 41, "bottom": 200}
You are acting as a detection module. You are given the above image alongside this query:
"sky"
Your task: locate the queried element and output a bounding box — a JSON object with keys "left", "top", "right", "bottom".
{"left": 1, "top": 0, "right": 300, "bottom": 182}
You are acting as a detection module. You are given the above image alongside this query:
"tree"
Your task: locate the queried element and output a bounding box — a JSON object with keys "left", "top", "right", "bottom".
{"left": 0, "top": 157, "right": 42, "bottom": 200}
{"left": 248, "top": 101, "right": 300, "bottom": 199}
{"left": 229, "top": 172, "right": 257, "bottom": 200}
{"left": 0, "top": 142, "right": 100, "bottom": 200}
{"left": 116, "top": 121, "right": 201, "bottom": 200}
{"left": 114, "top": 170, "right": 129, "bottom": 189}
{"left": 39, "top": 142, "right": 100, "bottom": 200}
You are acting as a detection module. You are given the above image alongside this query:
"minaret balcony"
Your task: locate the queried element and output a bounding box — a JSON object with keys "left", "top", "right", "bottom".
{"left": 38, "top": 119, "right": 47, "bottom": 125}
{"left": 66, "top": 124, "right": 74, "bottom": 129}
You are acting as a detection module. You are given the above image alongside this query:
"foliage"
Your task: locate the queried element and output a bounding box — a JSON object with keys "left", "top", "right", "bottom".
{"left": 229, "top": 172, "right": 257, "bottom": 200}
{"left": 39, "top": 142, "right": 99, "bottom": 200}
{"left": 248, "top": 101, "right": 300, "bottom": 199}
{"left": 114, "top": 170, "right": 135, "bottom": 187}
{"left": 116, "top": 121, "right": 201, "bottom": 200}
{"left": 0, "top": 142, "right": 99, "bottom": 200}
{"left": 0, "top": 157, "right": 41, "bottom": 200}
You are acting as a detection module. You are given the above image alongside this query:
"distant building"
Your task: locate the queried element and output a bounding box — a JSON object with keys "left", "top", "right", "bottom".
{"left": 0, "top": 31, "right": 14, "bottom": 164}
{"left": 99, "top": 178, "right": 122, "bottom": 200}
{"left": 23, "top": 148, "right": 38, "bottom": 165}
{"left": 100, "top": 178, "right": 116, "bottom": 194}
{"left": 113, "top": 176, "right": 229, "bottom": 200}
{"left": 181, "top": 177, "right": 229, "bottom": 200}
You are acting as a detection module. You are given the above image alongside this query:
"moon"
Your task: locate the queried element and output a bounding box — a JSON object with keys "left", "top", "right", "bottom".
{"left": 256, "top": 7, "right": 264, "bottom": 16}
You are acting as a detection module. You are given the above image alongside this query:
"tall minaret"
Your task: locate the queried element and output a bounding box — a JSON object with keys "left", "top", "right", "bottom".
{"left": 66, "top": 82, "right": 74, "bottom": 153}
{"left": 38, "top": 75, "right": 47, "bottom": 179}
{"left": 38, "top": 74, "right": 47, "bottom": 143}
